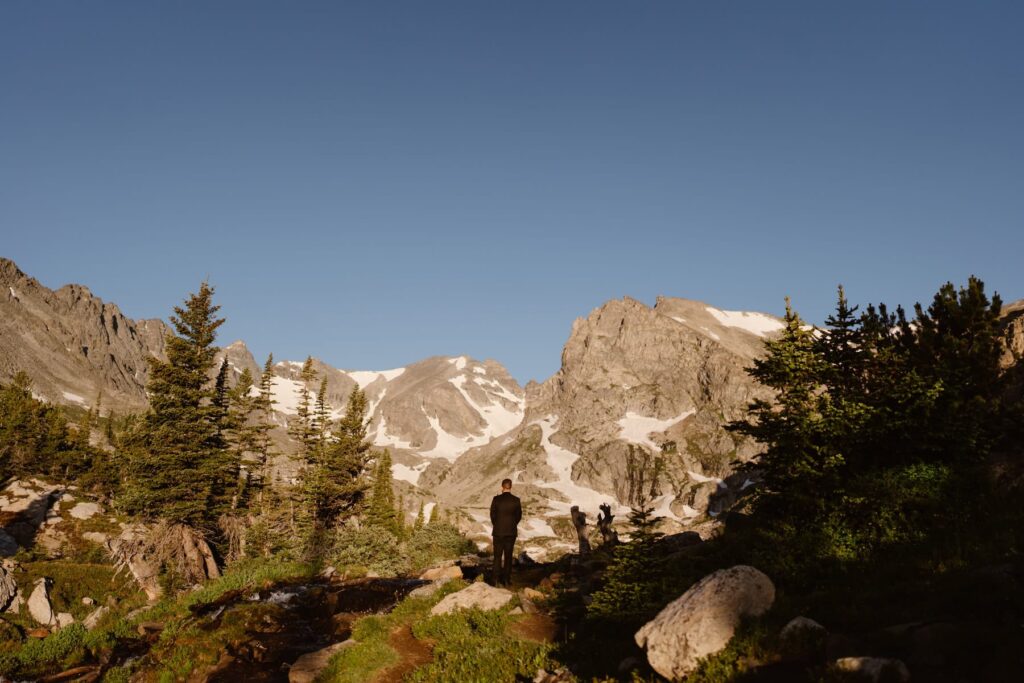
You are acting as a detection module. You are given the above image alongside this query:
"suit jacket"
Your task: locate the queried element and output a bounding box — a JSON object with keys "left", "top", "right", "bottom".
{"left": 490, "top": 491, "right": 522, "bottom": 537}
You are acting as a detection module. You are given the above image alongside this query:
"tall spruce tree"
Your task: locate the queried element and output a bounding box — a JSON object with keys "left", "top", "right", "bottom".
{"left": 121, "top": 282, "right": 233, "bottom": 530}
{"left": 368, "top": 449, "right": 400, "bottom": 533}
{"left": 289, "top": 356, "right": 318, "bottom": 459}
{"left": 254, "top": 354, "right": 278, "bottom": 510}
{"left": 226, "top": 367, "right": 260, "bottom": 509}
{"left": 321, "top": 387, "right": 372, "bottom": 525}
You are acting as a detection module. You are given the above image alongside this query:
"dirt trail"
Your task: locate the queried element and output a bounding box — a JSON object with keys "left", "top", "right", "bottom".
{"left": 373, "top": 625, "right": 435, "bottom": 683}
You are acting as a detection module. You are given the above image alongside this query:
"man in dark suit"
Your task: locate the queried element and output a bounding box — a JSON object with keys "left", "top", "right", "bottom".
{"left": 490, "top": 478, "right": 522, "bottom": 587}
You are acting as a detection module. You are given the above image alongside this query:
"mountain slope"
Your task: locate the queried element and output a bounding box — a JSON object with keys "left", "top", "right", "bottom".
{"left": 0, "top": 258, "right": 168, "bottom": 412}
{"left": 423, "top": 296, "right": 779, "bottom": 530}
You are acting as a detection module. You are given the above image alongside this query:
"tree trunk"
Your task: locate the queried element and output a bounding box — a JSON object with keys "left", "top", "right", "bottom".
{"left": 570, "top": 506, "right": 591, "bottom": 555}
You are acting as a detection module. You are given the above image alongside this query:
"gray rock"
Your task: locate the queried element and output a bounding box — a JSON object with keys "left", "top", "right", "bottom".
{"left": 635, "top": 565, "right": 775, "bottom": 681}
{"left": 0, "top": 566, "right": 17, "bottom": 611}
{"left": 408, "top": 579, "right": 451, "bottom": 598}
{"left": 779, "top": 616, "right": 827, "bottom": 660}
{"left": 28, "top": 578, "right": 55, "bottom": 625}
{"left": 430, "top": 582, "right": 514, "bottom": 615}
{"left": 55, "top": 612, "right": 75, "bottom": 628}
{"left": 83, "top": 605, "right": 110, "bottom": 630}
{"left": 420, "top": 564, "right": 463, "bottom": 581}
{"left": 833, "top": 656, "right": 910, "bottom": 682}
{"left": 69, "top": 502, "right": 101, "bottom": 519}
{"left": 289, "top": 639, "right": 354, "bottom": 683}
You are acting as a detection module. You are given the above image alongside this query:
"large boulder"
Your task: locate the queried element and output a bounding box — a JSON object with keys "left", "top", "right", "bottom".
{"left": 28, "top": 577, "right": 55, "bottom": 625}
{"left": 634, "top": 565, "right": 775, "bottom": 680}
{"left": 430, "top": 582, "right": 514, "bottom": 615}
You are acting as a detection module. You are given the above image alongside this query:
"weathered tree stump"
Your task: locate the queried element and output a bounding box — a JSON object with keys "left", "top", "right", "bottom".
{"left": 569, "top": 506, "right": 591, "bottom": 555}
{"left": 597, "top": 503, "right": 619, "bottom": 546}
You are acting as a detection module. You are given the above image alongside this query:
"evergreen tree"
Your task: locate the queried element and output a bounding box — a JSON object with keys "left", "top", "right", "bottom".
{"left": 414, "top": 502, "right": 425, "bottom": 531}
{"left": 289, "top": 356, "right": 318, "bottom": 459}
{"left": 323, "top": 387, "right": 372, "bottom": 522}
{"left": 253, "top": 353, "right": 278, "bottom": 509}
{"left": 313, "top": 377, "right": 331, "bottom": 455}
{"left": 120, "top": 282, "right": 233, "bottom": 530}
{"left": 428, "top": 503, "right": 439, "bottom": 526}
{"left": 212, "top": 358, "right": 230, "bottom": 439}
{"left": 225, "top": 367, "right": 260, "bottom": 510}
{"left": 368, "top": 449, "right": 400, "bottom": 534}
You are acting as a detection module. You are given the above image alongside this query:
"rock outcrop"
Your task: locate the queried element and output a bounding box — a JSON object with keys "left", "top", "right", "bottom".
{"left": 0, "top": 566, "right": 17, "bottom": 611}
{"left": 634, "top": 565, "right": 776, "bottom": 680}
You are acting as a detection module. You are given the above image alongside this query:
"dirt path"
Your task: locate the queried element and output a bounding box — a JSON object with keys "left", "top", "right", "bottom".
{"left": 373, "top": 625, "right": 434, "bottom": 683}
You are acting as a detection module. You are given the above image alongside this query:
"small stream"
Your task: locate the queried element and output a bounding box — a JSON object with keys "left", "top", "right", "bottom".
{"left": 204, "top": 577, "right": 425, "bottom": 682}
{"left": 51, "top": 577, "right": 428, "bottom": 683}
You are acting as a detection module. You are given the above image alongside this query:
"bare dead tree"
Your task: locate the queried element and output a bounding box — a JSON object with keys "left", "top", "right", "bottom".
{"left": 570, "top": 505, "right": 591, "bottom": 555}
{"left": 597, "top": 503, "right": 619, "bottom": 546}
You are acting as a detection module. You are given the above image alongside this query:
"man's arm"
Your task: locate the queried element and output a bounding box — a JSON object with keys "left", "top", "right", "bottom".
{"left": 514, "top": 497, "right": 522, "bottom": 526}
{"left": 490, "top": 496, "right": 498, "bottom": 527}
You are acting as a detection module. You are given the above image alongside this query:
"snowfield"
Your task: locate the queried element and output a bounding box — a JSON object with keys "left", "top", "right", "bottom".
{"left": 705, "top": 307, "right": 784, "bottom": 337}
{"left": 347, "top": 367, "right": 405, "bottom": 389}
{"left": 617, "top": 409, "right": 695, "bottom": 450}
{"left": 532, "top": 416, "right": 626, "bottom": 516}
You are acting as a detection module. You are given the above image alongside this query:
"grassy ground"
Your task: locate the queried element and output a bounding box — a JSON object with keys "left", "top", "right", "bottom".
{"left": 319, "top": 579, "right": 556, "bottom": 683}
{"left": 0, "top": 557, "right": 314, "bottom": 682}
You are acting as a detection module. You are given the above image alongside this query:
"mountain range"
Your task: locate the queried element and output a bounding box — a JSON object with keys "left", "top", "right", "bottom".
{"left": 6, "top": 256, "right": 1018, "bottom": 554}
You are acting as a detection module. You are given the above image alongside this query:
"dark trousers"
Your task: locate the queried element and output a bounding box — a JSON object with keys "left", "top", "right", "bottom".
{"left": 492, "top": 535, "right": 516, "bottom": 586}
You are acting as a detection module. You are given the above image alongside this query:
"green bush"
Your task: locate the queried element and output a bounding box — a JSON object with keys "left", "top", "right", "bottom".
{"left": 332, "top": 524, "right": 408, "bottom": 576}
{"left": 406, "top": 523, "right": 477, "bottom": 570}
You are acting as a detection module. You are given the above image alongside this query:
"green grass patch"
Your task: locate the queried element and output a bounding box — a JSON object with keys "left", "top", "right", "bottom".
{"left": 317, "top": 581, "right": 467, "bottom": 683}
{"left": 408, "top": 608, "right": 554, "bottom": 682}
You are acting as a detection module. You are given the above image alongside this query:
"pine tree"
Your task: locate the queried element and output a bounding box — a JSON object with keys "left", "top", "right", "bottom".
{"left": 428, "top": 503, "right": 439, "bottom": 526}
{"left": 414, "top": 502, "right": 425, "bottom": 531}
{"left": 212, "top": 358, "right": 230, "bottom": 439}
{"left": 368, "top": 449, "right": 400, "bottom": 534}
{"left": 121, "top": 282, "right": 232, "bottom": 530}
{"left": 289, "top": 356, "right": 318, "bottom": 459}
{"left": 313, "top": 377, "right": 331, "bottom": 456}
{"left": 253, "top": 354, "right": 278, "bottom": 511}
{"left": 225, "top": 367, "right": 260, "bottom": 509}
{"left": 322, "top": 387, "right": 372, "bottom": 524}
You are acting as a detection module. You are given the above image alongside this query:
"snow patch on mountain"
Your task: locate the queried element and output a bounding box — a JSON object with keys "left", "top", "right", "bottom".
{"left": 705, "top": 307, "right": 784, "bottom": 337}
{"left": 373, "top": 415, "right": 416, "bottom": 450}
{"left": 269, "top": 376, "right": 309, "bottom": 415}
{"left": 520, "top": 517, "right": 557, "bottom": 539}
{"left": 420, "top": 414, "right": 479, "bottom": 462}
{"left": 617, "top": 410, "right": 695, "bottom": 450}
{"left": 449, "top": 356, "right": 468, "bottom": 371}
{"left": 533, "top": 417, "right": 624, "bottom": 516}
{"left": 62, "top": 391, "right": 86, "bottom": 405}
{"left": 448, "top": 376, "right": 524, "bottom": 441}
{"left": 392, "top": 461, "right": 430, "bottom": 485}
{"left": 348, "top": 367, "right": 405, "bottom": 389}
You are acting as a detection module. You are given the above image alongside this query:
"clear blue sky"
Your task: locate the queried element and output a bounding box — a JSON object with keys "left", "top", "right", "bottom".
{"left": 3, "top": 2, "right": 1022, "bottom": 383}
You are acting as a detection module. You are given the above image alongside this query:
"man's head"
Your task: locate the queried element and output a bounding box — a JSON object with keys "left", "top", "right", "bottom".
{"left": 501, "top": 478, "right": 512, "bottom": 491}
